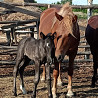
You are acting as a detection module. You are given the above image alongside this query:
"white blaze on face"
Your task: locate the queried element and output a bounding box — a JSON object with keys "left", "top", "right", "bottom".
{"left": 47, "top": 42, "right": 50, "bottom": 47}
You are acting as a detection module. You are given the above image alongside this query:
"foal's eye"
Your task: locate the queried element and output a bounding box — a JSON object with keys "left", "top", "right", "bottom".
{"left": 47, "top": 43, "right": 50, "bottom": 47}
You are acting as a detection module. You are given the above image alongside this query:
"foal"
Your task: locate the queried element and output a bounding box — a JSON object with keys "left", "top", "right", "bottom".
{"left": 13, "top": 32, "right": 56, "bottom": 98}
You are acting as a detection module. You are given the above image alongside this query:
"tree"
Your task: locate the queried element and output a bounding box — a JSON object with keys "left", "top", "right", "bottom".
{"left": 61, "top": 0, "right": 72, "bottom": 4}
{"left": 53, "top": 0, "right": 72, "bottom": 5}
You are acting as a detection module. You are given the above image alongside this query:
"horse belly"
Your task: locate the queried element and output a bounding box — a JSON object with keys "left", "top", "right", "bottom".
{"left": 85, "top": 25, "right": 98, "bottom": 55}
{"left": 85, "top": 24, "right": 95, "bottom": 45}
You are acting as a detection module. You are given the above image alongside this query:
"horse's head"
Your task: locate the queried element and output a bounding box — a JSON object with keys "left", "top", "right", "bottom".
{"left": 54, "top": 2, "right": 78, "bottom": 61}
{"left": 40, "top": 32, "right": 57, "bottom": 64}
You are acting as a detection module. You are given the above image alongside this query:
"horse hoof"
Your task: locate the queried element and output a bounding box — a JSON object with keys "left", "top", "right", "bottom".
{"left": 52, "top": 94, "right": 57, "bottom": 98}
{"left": 41, "top": 77, "right": 45, "bottom": 82}
{"left": 20, "top": 85, "right": 27, "bottom": 94}
{"left": 49, "top": 95, "right": 53, "bottom": 98}
{"left": 66, "top": 91, "right": 74, "bottom": 97}
{"left": 13, "top": 92, "right": 17, "bottom": 96}
{"left": 12, "top": 90, "right": 17, "bottom": 96}
{"left": 91, "top": 84, "right": 95, "bottom": 88}
{"left": 57, "top": 81, "right": 62, "bottom": 86}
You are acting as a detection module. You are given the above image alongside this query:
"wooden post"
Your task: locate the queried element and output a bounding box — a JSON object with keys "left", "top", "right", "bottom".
{"left": 36, "top": 20, "right": 40, "bottom": 39}
{"left": 30, "top": 28, "right": 34, "bottom": 38}
{"left": 87, "top": 0, "right": 93, "bottom": 20}
{"left": 5, "top": 31, "right": 11, "bottom": 46}
{"left": 11, "top": 27, "right": 17, "bottom": 45}
{"left": 48, "top": 4, "right": 50, "bottom": 8}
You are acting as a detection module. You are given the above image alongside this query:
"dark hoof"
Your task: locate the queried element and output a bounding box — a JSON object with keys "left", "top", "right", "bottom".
{"left": 13, "top": 92, "right": 17, "bottom": 96}
{"left": 91, "top": 84, "right": 95, "bottom": 88}
{"left": 12, "top": 90, "right": 17, "bottom": 96}
{"left": 48, "top": 95, "right": 53, "bottom": 98}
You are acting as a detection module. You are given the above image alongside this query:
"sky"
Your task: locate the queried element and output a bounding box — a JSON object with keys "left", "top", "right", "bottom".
{"left": 36, "top": 0, "right": 98, "bottom": 5}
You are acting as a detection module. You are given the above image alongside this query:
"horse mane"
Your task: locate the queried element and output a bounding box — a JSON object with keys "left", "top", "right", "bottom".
{"left": 58, "top": 2, "right": 74, "bottom": 17}
{"left": 51, "top": 2, "right": 74, "bottom": 29}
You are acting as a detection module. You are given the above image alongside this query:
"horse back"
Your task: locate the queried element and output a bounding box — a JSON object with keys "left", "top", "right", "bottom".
{"left": 85, "top": 15, "right": 98, "bottom": 46}
{"left": 88, "top": 15, "right": 98, "bottom": 29}
{"left": 39, "top": 8, "right": 59, "bottom": 35}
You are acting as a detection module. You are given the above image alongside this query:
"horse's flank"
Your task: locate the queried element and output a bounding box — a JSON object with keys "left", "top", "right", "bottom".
{"left": 88, "top": 15, "right": 98, "bottom": 29}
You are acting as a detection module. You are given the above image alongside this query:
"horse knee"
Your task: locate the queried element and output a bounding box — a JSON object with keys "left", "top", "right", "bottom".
{"left": 53, "top": 69, "right": 59, "bottom": 78}
{"left": 13, "top": 66, "right": 18, "bottom": 77}
{"left": 34, "top": 75, "right": 40, "bottom": 84}
{"left": 46, "top": 76, "right": 51, "bottom": 83}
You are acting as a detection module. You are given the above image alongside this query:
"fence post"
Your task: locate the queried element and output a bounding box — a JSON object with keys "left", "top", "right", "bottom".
{"left": 30, "top": 27, "right": 34, "bottom": 38}
{"left": 36, "top": 20, "right": 40, "bottom": 39}
{"left": 5, "top": 31, "right": 11, "bottom": 46}
{"left": 48, "top": 4, "right": 51, "bottom": 8}
{"left": 87, "top": 0, "right": 93, "bottom": 20}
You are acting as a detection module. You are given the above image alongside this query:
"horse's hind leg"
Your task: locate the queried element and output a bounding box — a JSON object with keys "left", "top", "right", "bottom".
{"left": 19, "top": 56, "right": 30, "bottom": 94}
{"left": 31, "top": 61, "right": 40, "bottom": 98}
{"left": 91, "top": 54, "right": 98, "bottom": 87}
{"left": 13, "top": 57, "right": 23, "bottom": 96}
{"left": 13, "top": 66, "right": 18, "bottom": 96}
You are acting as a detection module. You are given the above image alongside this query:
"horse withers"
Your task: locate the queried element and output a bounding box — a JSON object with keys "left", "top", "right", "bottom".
{"left": 13, "top": 32, "right": 56, "bottom": 98}
{"left": 85, "top": 15, "right": 98, "bottom": 87}
{"left": 39, "top": 2, "right": 80, "bottom": 97}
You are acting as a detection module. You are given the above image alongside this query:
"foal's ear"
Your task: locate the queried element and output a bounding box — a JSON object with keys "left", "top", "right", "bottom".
{"left": 40, "top": 32, "right": 46, "bottom": 39}
{"left": 52, "top": 32, "right": 57, "bottom": 40}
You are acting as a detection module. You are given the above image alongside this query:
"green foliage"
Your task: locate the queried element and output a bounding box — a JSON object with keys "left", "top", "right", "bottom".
{"left": 73, "top": 9, "right": 87, "bottom": 13}
{"left": 61, "top": 0, "right": 72, "bottom": 4}
{"left": 34, "top": 0, "right": 37, "bottom": 3}
{"left": 77, "top": 14, "right": 87, "bottom": 19}
{"left": 73, "top": 8, "right": 98, "bottom": 14}
{"left": 39, "top": 7, "right": 47, "bottom": 11}
{"left": 53, "top": 0, "right": 72, "bottom": 5}
{"left": 92, "top": 9, "right": 98, "bottom": 13}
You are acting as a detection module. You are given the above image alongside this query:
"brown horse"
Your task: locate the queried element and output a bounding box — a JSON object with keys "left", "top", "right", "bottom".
{"left": 85, "top": 15, "right": 98, "bottom": 87}
{"left": 39, "top": 2, "right": 80, "bottom": 97}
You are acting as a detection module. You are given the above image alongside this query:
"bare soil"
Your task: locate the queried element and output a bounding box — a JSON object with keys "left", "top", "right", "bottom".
{"left": 0, "top": 62, "right": 98, "bottom": 98}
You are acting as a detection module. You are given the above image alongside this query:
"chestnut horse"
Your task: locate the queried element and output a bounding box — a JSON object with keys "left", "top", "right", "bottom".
{"left": 39, "top": 2, "right": 80, "bottom": 97}
{"left": 85, "top": 15, "right": 98, "bottom": 87}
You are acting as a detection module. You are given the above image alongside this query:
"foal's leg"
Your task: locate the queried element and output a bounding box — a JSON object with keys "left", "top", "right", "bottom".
{"left": 57, "top": 63, "right": 62, "bottom": 86}
{"left": 31, "top": 61, "right": 40, "bottom": 98}
{"left": 41, "top": 64, "right": 46, "bottom": 82}
{"left": 52, "top": 62, "right": 59, "bottom": 98}
{"left": 66, "top": 52, "right": 76, "bottom": 97}
{"left": 45, "top": 63, "right": 52, "bottom": 98}
{"left": 13, "top": 57, "right": 23, "bottom": 96}
{"left": 13, "top": 66, "right": 19, "bottom": 96}
{"left": 19, "top": 57, "right": 30, "bottom": 94}
{"left": 91, "top": 54, "right": 98, "bottom": 87}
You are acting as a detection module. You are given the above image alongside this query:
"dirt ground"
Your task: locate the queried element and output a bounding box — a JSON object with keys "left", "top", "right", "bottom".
{"left": 0, "top": 11, "right": 98, "bottom": 98}
{"left": 0, "top": 62, "right": 98, "bottom": 98}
